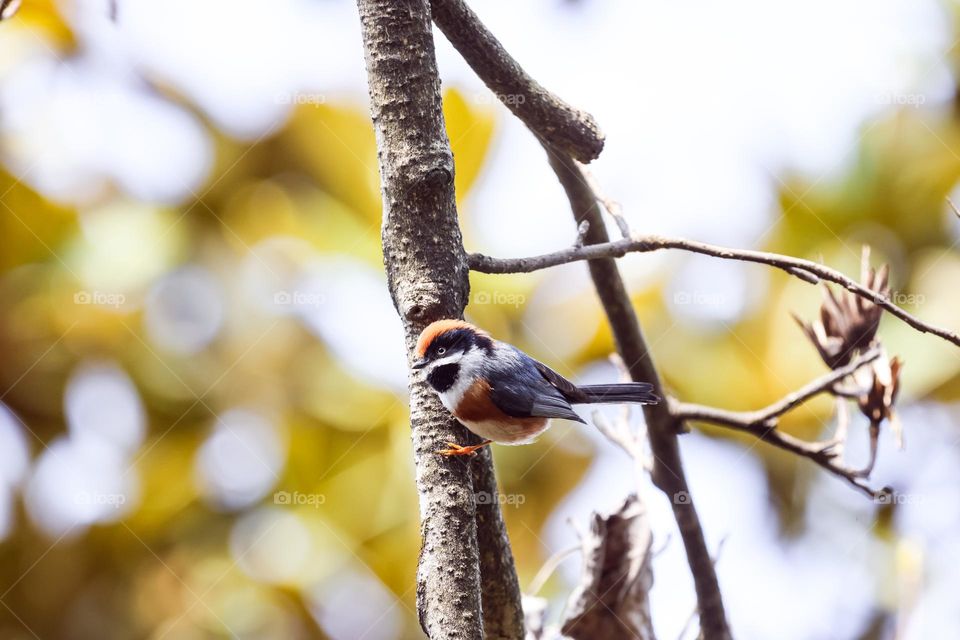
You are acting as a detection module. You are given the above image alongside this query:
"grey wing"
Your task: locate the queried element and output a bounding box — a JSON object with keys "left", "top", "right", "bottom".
{"left": 529, "top": 393, "right": 585, "bottom": 423}
{"left": 487, "top": 349, "right": 585, "bottom": 423}
{"left": 529, "top": 358, "right": 587, "bottom": 402}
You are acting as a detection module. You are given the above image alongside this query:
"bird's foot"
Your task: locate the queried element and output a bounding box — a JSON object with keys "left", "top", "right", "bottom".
{"left": 437, "top": 440, "right": 493, "bottom": 457}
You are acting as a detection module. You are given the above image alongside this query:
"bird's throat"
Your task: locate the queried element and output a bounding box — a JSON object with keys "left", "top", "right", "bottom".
{"left": 427, "top": 363, "right": 459, "bottom": 392}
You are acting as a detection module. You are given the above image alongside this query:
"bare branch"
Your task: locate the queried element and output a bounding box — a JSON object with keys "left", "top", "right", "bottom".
{"left": 546, "top": 147, "right": 732, "bottom": 640}
{"left": 672, "top": 348, "right": 881, "bottom": 428}
{"left": 430, "top": 0, "right": 605, "bottom": 162}
{"left": 670, "top": 348, "right": 890, "bottom": 498}
{"left": 469, "top": 233, "right": 960, "bottom": 349}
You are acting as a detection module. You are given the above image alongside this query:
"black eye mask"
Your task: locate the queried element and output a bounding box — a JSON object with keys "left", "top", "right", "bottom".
{"left": 431, "top": 329, "right": 473, "bottom": 359}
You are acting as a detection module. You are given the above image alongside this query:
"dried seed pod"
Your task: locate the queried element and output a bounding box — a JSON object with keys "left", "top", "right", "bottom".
{"left": 850, "top": 354, "right": 904, "bottom": 476}
{"left": 856, "top": 355, "right": 903, "bottom": 436}
{"left": 794, "top": 246, "right": 890, "bottom": 369}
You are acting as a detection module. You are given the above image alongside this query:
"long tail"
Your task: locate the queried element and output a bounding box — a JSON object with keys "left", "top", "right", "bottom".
{"left": 576, "top": 382, "right": 659, "bottom": 405}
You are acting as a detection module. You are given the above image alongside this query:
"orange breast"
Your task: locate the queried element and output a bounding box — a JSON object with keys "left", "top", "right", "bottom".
{"left": 454, "top": 378, "right": 547, "bottom": 443}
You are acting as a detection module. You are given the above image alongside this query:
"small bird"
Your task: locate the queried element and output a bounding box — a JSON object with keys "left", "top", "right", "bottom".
{"left": 412, "top": 319, "right": 659, "bottom": 456}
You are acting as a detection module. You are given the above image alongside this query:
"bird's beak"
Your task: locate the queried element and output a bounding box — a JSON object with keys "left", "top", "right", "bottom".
{"left": 412, "top": 358, "right": 429, "bottom": 370}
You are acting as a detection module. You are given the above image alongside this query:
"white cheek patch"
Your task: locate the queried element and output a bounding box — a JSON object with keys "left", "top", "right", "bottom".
{"left": 457, "top": 348, "right": 485, "bottom": 377}
{"left": 436, "top": 348, "right": 486, "bottom": 412}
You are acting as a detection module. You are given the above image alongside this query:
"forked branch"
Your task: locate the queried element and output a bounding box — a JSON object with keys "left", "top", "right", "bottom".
{"left": 671, "top": 348, "right": 891, "bottom": 498}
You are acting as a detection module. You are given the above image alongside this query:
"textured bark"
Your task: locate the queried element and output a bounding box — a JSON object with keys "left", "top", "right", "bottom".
{"left": 431, "top": 0, "right": 604, "bottom": 163}
{"left": 546, "top": 148, "right": 732, "bottom": 640}
{"left": 472, "top": 448, "right": 525, "bottom": 638}
{"left": 356, "top": 1, "right": 522, "bottom": 637}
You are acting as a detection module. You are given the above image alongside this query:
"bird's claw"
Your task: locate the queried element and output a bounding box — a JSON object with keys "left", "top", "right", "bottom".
{"left": 437, "top": 440, "right": 492, "bottom": 457}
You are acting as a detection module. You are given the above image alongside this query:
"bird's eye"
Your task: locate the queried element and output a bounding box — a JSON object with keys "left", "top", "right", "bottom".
{"left": 437, "top": 347, "right": 446, "bottom": 355}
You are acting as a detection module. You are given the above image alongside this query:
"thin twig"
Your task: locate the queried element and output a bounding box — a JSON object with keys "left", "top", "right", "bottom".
{"left": 832, "top": 384, "right": 866, "bottom": 399}
{"left": 469, "top": 234, "right": 960, "bottom": 349}
{"left": 592, "top": 410, "right": 652, "bottom": 474}
{"left": 852, "top": 421, "right": 881, "bottom": 478}
{"left": 948, "top": 197, "right": 960, "bottom": 219}
{"left": 672, "top": 348, "right": 881, "bottom": 428}
{"left": 592, "top": 410, "right": 640, "bottom": 457}
{"left": 591, "top": 353, "right": 653, "bottom": 469}
{"left": 579, "top": 165, "right": 631, "bottom": 237}
{"left": 832, "top": 396, "right": 850, "bottom": 456}
{"left": 527, "top": 544, "right": 581, "bottom": 595}
{"left": 670, "top": 348, "right": 889, "bottom": 498}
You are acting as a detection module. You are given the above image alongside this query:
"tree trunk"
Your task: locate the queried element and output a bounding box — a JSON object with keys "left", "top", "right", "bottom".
{"left": 356, "top": 0, "right": 523, "bottom": 637}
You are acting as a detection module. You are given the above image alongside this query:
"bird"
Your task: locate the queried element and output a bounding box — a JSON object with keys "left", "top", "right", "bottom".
{"left": 412, "top": 319, "right": 659, "bottom": 456}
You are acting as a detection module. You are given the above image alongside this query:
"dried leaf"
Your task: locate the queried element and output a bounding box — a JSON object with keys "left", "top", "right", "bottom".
{"left": 796, "top": 245, "right": 889, "bottom": 369}
{"left": 855, "top": 354, "right": 903, "bottom": 429}
{"left": 561, "top": 494, "right": 656, "bottom": 640}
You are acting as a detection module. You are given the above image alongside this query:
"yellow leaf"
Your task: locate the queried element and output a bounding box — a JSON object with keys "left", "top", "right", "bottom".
{"left": 443, "top": 87, "right": 496, "bottom": 202}
{"left": 0, "top": 171, "right": 76, "bottom": 271}
{"left": 9, "top": 0, "right": 74, "bottom": 49}
{"left": 281, "top": 103, "right": 381, "bottom": 223}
